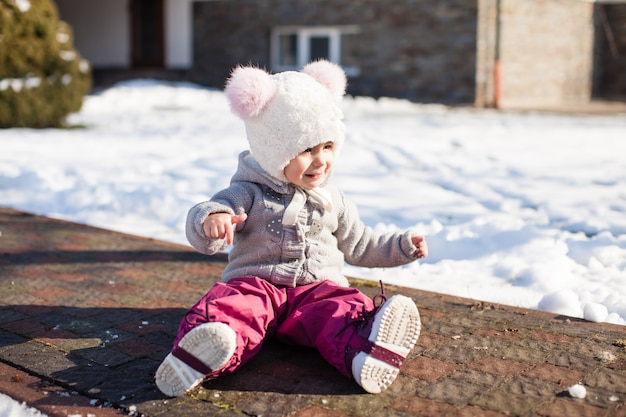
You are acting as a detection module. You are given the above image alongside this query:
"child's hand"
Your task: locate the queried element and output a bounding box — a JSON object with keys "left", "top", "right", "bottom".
{"left": 203, "top": 213, "right": 247, "bottom": 245}
{"left": 412, "top": 235, "right": 428, "bottom": 259}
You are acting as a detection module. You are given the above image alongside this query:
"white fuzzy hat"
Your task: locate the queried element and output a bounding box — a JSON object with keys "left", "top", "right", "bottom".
{"left": 224, "top": 60, "right": 347, "bottom": 183}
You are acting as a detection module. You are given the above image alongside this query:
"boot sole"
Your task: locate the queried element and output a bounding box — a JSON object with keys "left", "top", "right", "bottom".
{"left": 155, "top": 322, "right": 236, "bottom": 397}
{"left": 353, "top": 295, "right": 421, "bottom": 394}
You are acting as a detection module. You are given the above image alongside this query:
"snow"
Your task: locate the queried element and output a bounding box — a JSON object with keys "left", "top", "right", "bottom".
{"left": 0, "top": 393, "right": 47, "bottom": 417}
{"left": 13, "top": 0, "right": 31, "bottom": 13}
{"left": 1, "top": 79, "right": 625, "bottom": 330}
{"left": 1, "top": 78, "right": 626, "bottom": 414}
{"left": 568, "top": 384, "right": 587, "bottom": 399}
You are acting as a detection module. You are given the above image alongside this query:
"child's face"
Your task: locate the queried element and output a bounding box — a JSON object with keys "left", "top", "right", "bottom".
{"left": 283, "top": 141, "right": 335, "bottom": 189}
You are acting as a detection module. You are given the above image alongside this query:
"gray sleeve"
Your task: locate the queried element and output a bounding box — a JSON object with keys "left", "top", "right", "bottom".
{"left": 335, "top": 192, "right": 418, "bottom": 267}
{"left": 185, "top": 183, "right": 253, "bottom": 255}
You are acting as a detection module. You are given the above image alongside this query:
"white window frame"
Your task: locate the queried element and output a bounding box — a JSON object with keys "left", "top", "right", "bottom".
{"left": 270, "top": 25, "right": 360, "bottom": 76}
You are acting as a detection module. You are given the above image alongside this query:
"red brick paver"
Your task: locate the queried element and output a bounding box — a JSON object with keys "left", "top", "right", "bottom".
{"left": 1, "top": 207, "right": 625, "bottom": 417}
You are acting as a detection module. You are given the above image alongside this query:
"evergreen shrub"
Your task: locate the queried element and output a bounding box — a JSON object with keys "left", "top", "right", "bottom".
{"left": 0, "top": 0, "right": 92, "bottom": 128}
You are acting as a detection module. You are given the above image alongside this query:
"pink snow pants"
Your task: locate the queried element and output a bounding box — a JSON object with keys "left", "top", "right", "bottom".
{"left": 173, "top": 276, "right": 375, "bottom": 378}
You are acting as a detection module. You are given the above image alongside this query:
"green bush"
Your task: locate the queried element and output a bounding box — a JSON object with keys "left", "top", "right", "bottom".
{"left": 0, "top": 0, "right": 92, "bottom": 128}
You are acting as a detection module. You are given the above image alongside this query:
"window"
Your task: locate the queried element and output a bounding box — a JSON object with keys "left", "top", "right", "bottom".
{"left": 271, "top": 26, "right": 360, "bottom": 76}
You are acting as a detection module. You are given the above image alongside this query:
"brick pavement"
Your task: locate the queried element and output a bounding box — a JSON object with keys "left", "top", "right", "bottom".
{"left": 0, "top": 207, "right": 625, "bottom": 417}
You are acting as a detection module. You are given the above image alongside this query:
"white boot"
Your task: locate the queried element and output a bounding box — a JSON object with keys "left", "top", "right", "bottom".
{"left": 155, "top": 322, "right": 236, "bottom": 397}
{"left": 350, "top": 295, "right": 420, "bottom": 394}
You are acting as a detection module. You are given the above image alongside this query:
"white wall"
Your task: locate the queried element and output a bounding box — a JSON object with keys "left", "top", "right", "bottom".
{"left": 55, "top": 0, "right": 193, "bottom": 69}
{"left": 165, "top": 0, "right": 193, "bottom": 68}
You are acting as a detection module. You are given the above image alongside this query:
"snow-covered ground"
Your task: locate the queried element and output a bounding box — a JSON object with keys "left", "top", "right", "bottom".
{"left": 2, "top": 80, "right": 625, "bottom": 327}
{"left": 0, "top": 393, "right": 47, "bottom": 417}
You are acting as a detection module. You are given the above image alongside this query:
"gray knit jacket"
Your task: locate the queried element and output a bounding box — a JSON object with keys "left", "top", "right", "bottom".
{"left": 186, "top": 151, "right": 419, "bottom": 288}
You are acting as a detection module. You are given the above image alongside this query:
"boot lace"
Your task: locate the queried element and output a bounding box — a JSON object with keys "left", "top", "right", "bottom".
{"left": 336, "top": 280, "right": 387, "bottom": 336}
{"left": 183, "top": 298, "right": 212, "bottom": 327}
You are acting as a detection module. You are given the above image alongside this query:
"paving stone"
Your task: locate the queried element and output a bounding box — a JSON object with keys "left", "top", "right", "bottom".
{"left": 536, "top": 397, "right": 609, "bottom": 417}
{"left": 2, "top": 318, "right": 48, "bottom": 337}
{"left": 402, "top": 355, "right": 459, "bottom": 381}
{"left": 0, "top": 362, "right": 122, "bottom": 417}
{"left": 231, "top": 391, "right": 315, "bottom": 416}
{"left": 428, "top": 341, "right": 491, "bottom": 364}
{"left": 473, "top": 389, "right": 548, "bottom": 416}
{"left": 112, "top": 338, "right": 162, "bottom": 358}
{"left": 414, "top": 330, "right": 449, "bottom": 352}
{"left": 526, "top": 327, "right": 582, "bottom": 345}
{"left": 498, "top": 375, "right": 563, "bottom": 399}
{"left": 585, "top": 368, "right": 626, "bottom": 394}
{"left": 449, "top": 405, "right": 510, "bottom": 417}
{"left": 1, "top": 340, "right": 62, "bottom": 369}
{"left": 88, "top": 374, "right": 157, "bottom": 403}
{"left": 1, "top": 207, "right": 625, "bottom": 417}
{"left": 24, "top": 349, "right": 83, "bottom": 377}
{"left": 543, "top": 319, "right": 612, "bottom": 339}
{"left": 524, "top": 362, "right": 586, "bottom": 386}
{"left": 0, "top": 307, "right": 29, "bottom": 323}
{"left": 495, "top": 339, "right": 554, "bottom": 364}
{"left": 388, "top": 396, "right": 458, "bottom": 417}
{"left": 0, "top": 330, "right": 28, "bottom": 351}
{"left": 294, "top": 405, "right": 348, "bottom": 417}
{"left": 419, "top": 376, "right": 490, "bottom": 406}
{"left": 576, "top": 385, "right": 626, "bottom": 411}
{"left": 466, "top": 355, "right": 529, "bottom": 377}
{"left": 568, "top": 337, "right": 624, "bottom": 363}
{"left": 52, "top": 358, "right": 115, "bottom": 391}
{"left": 73, "top": 343, "right": 135, "bottom": 367}
{"left": 548, "top": 350, "right": 597, "bottom": 371}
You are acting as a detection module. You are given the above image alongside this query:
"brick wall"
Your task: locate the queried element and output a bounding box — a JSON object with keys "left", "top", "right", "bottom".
{"left": 496, "top": 0, "right": 595, "bottom": 108}
{"left": 190, "top": 0, "right": 624, "bottom": 107}
{"left": 190, "top": 0, "right": 478, "bottom": 104}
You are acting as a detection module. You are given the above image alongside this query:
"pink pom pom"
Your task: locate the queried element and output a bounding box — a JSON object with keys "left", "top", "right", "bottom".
{"left": 225, "top": 66, "right": 277, "bottom": 119}
{"left": 302, "top": 60, "right": 347, "bottom": 102}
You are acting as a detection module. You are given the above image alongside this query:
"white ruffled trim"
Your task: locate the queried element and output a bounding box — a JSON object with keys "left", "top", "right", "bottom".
{"left": 281, "top": 187, "right": 333, "bottom": 226}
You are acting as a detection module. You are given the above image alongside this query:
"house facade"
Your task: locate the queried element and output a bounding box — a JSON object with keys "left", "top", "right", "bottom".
{"left": 54, "top": 0, "right": 626, "bottom": 108}
{"left": 190, "top": 0, "right": 479, "bottom": 104}
{"left": 476, "top": 0, "right": 626, "bottom": 108}
{"left": 55, "top": 0, "right": 194, "bottom": 70}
